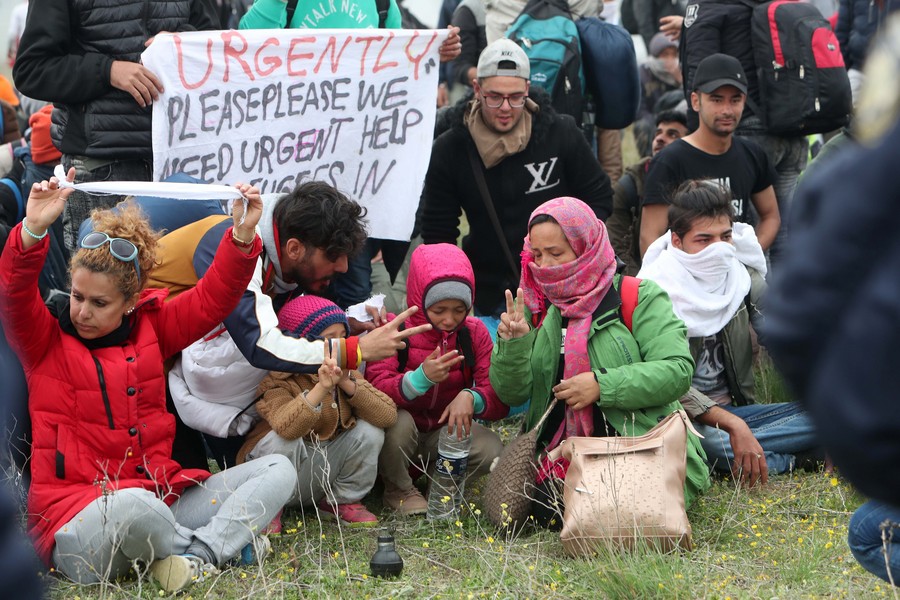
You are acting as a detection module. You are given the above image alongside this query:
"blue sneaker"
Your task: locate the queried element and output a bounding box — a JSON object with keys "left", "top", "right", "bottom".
{"left": 238, "top": 535, "right": 272, "bottom": 566}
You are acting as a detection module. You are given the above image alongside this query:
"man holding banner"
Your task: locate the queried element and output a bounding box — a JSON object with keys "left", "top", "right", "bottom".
{"left": 12, "top": 0, "right": 219, "bottom": 253}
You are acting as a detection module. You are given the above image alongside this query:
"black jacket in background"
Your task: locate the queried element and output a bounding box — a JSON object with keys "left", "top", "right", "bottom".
{"left": 633, "top": 0, "right": 687, "bottom": 49}
{"left": 420, "top": 88, "right": 613, "bottom": 315}
{"left": 451, "top": 0, "right": 487, "bottom": 89}
{"left": 764, "top": 118, "right": 900, "bottom": 506}
{"left": 13, "top": 0, "right": 217, "bottom": 159}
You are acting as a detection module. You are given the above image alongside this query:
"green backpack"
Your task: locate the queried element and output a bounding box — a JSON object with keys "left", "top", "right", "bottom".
{"left": 505, "top": 0, "right": 586, "bottom": 126}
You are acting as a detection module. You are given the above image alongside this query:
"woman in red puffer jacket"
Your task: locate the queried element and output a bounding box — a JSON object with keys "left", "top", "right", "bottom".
{"left": 0, "top": 170, "right": 296, "bottom": 594}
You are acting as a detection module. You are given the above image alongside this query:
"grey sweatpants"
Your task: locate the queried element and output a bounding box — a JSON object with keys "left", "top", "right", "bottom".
{"left": 51, "top": 455, "right": 296, "bottom": 584}
{"left": 245, "top": 419, "right": 384, "bottom": 506}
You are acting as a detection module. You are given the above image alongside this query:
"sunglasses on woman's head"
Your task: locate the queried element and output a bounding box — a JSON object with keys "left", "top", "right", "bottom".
{"left": 79, "top": 232, "right": 141, "bottom": 281}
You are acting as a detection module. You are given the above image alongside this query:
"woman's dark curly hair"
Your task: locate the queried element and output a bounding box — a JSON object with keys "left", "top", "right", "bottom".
{"left": 273, "top": 180, "right": 368, "bottom": 259}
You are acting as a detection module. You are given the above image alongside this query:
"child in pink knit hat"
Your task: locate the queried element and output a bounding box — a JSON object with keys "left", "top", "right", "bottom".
{"left": 237, "top": 295, "right": 398, "bottom": 527}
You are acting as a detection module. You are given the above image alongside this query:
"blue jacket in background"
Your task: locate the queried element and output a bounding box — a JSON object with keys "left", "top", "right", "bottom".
{"left": 835, "top": 0, "right": 900, "bottom": 70}
{"left": 764, "top": 118, "right": 900, "bottom": 506}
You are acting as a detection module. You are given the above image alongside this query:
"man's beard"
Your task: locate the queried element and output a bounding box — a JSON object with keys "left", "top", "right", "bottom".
{"left": 285, "top": 255, "right": 330, "bottom": 293}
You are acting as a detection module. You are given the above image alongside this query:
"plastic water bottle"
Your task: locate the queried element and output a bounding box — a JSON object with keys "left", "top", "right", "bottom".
{"left": 426, "top": 425, "right": 471, "bottom": 521}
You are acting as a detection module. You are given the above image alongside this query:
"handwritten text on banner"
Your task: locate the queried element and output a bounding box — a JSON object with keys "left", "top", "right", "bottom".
{"left": 142, "top": 29, "right": 444, "bottom": 240}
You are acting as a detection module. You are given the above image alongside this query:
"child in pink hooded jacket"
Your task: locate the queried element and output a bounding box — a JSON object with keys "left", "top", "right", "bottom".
{"left": 367, "top": 243, "right": 508, "bottom": 516}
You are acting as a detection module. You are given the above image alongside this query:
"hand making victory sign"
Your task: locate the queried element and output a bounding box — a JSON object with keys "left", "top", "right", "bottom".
{"left": 497, "top": 288, "right": 529, "bottom": 340}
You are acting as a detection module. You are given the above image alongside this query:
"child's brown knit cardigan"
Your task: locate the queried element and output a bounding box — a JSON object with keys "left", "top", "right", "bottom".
{"left": 236, "top": 370, "right": 398, "bottom": 464}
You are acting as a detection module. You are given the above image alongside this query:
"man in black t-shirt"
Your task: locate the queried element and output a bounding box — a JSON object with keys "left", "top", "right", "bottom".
{"left": 639, "top": 54, "right": 780, "bottom": 257}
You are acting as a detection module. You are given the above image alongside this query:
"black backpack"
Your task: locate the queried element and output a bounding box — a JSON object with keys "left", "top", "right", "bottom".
{"left": 577, "top": 16, "right": 640, "bottom": 129}
{"left": 505, "top": 0, "right": 586, "bottom": 126}
{"left": 745, "top": 0, "right": 851, "bottom": 136}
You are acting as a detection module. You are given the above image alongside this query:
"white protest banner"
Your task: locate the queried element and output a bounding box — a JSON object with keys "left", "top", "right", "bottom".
{"left": 141, "top": 28, "right": 444, "bottom": 241}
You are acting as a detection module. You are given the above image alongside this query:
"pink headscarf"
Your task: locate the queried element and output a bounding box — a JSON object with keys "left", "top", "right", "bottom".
{"left": 520, "top": 197, "right": 617, "bottom": 438}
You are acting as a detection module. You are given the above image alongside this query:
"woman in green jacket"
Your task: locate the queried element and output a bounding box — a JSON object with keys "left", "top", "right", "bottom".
{"left": 490, "top": 196, "right": 710, "bottom": 522}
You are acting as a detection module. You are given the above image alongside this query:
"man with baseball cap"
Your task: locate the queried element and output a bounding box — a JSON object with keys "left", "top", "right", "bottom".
{"left": 680, "top": 0, "right": 808, "bottom": 269}
{"left": 639, "top": 53, "right": 780, "bottom": 257}
{"left": 420, "top": 38, "right": 612, "bottom": 318}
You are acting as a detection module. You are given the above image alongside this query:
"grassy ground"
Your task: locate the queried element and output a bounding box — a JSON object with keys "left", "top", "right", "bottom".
{"left": 44, "top": 360, "right": 888, "bottom": 599}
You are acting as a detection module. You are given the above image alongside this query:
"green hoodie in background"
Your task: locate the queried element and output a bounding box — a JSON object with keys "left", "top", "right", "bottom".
{"left": 239, "top": 0, "right": 402, "bottom": 30}
{"left": 490, "top": 275, "right": 712, "bottom": 508}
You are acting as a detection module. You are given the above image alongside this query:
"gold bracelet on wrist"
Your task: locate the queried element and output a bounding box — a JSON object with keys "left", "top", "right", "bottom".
{"left": 232, "top": 230, "right": 254, "bottom": 248}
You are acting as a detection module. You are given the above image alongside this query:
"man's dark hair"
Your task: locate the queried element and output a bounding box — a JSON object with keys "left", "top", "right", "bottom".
{"left": 668, "top": 180, "right": 734, "bottom": 240}
{"left": 655, "top": 109, "right": 688, "bottom": 129}
{"left": 273, "top": 181, "right": 368, "bottom": 260}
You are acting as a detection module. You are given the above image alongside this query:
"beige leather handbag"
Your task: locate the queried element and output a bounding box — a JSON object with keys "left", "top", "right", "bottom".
{"left": 548, "top": 410, "right": 699, "bottom": 556}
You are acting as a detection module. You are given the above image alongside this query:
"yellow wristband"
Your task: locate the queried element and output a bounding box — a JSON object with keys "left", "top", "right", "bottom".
{"left": 356, "top": 345, "right": 363, "bottom": 366}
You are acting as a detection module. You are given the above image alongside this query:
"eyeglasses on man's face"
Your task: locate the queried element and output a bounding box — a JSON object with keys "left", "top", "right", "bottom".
{"left": 480, "top": 91, "right": 528, "bottom": 109}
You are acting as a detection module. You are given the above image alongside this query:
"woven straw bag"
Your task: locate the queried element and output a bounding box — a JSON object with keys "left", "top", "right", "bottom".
{"left": 483, "top": 400, "right": 557, "bottom": 527}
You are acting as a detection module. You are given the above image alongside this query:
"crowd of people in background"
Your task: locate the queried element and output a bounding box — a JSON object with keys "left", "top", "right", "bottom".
{"left": 1, "top": 0, "right": 900, "bottom": 594}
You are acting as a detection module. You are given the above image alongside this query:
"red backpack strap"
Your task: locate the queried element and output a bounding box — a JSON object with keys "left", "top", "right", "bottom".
{"left": 619, "top": 276, "right": 641, "bottom": 332}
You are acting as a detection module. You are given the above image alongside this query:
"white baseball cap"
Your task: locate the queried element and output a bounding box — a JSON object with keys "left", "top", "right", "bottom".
{"left": 477, "top": 38, "right": 530, "bottom": 79}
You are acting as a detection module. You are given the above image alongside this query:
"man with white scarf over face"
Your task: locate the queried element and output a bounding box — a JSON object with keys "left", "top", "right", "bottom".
{"left": 638, "top": 180, "right": 823, "bottom": 487}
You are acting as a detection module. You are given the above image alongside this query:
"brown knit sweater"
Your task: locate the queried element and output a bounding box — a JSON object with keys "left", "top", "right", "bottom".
{"left": 236, "top": 370, "right": 397, "bottom": 464}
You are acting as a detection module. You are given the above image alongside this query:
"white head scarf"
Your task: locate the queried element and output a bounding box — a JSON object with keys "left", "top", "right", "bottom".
{"left": 638, "top": 222, "right": 766, "bottom": 337}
